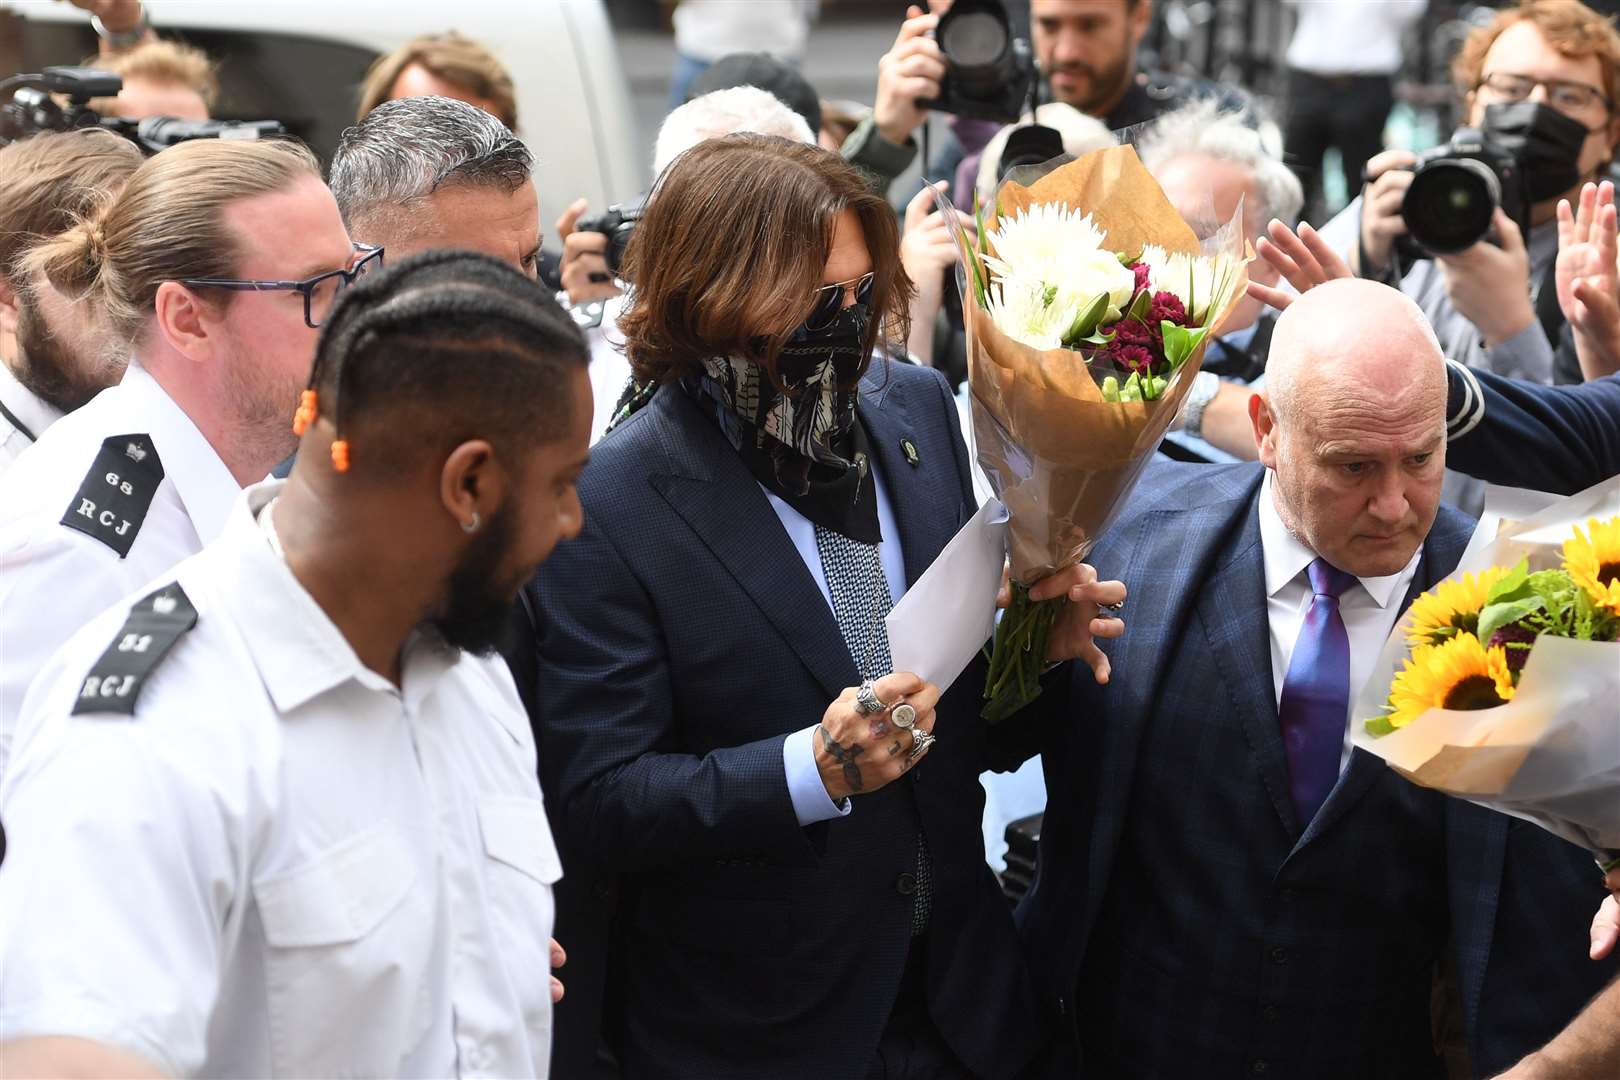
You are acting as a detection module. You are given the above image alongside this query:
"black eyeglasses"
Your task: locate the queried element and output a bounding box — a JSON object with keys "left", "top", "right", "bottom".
{"left": 1477, "top": 71, "right": 1612, "bottom": 115}
{"left": 177, "top": 243, "right": 385, "bottom": 329}
{"left": 805, "top": 271, "right": 875, "bottom": 331}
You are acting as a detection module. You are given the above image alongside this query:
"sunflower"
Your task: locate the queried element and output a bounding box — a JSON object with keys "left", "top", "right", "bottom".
{"left": 1405, "top": 566, "right": 1511, "bottom": 647}
{"left": 1562, "top": 515, "right": 1620, "bottom": 614}
{"left": 1385, "top": 633, "right": 1516, "bottom": 730}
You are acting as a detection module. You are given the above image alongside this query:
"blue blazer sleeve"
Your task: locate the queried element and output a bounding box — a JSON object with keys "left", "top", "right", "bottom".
{"left": 532, "top": 510, "right": 814, "bottom": 873}
{"left": 1447, "top": 362, "right": 1620, "bottom": 494}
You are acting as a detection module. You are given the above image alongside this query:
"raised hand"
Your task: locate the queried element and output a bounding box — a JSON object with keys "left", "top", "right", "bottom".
{"left": 1555, "top": 180, "right": 1620, "bottom": 379}
{"left": 1247, "top": 218, "right": 1354, "bottom": 311}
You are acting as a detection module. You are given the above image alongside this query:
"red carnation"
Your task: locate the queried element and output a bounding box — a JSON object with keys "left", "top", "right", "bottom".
{"left": 1110, "top": 318, "right": 1155, "bottom": 346}
{"left": 1105, "top": 343, "right": 1155, "bottom": 376}
{"left": 1128, "top": 261, "right": 1151, "bottom": 294}
{"left": 1149, "top": 290, "right": 1188, "bottom": 327}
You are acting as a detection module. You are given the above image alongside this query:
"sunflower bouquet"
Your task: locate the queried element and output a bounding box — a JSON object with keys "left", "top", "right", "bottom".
{"left": 934, "top": 145, "right": 1248, "bottom": 721}
{"left": 1352, "top": 476, "right": 1620, "bottom": 859}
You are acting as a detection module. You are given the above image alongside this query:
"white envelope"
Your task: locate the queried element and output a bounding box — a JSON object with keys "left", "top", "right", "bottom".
{"left": 886, "top": 499, "right": 1009, "bottom": 693}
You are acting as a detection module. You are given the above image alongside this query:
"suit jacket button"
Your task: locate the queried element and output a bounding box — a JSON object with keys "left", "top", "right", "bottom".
{"left": 1261, "top": 1003, "right": 1280, "bottom": 1022}
{"left": 896, "top": 872, "right": 917, "bottom": 896}
{"left": 1250, "top": 1060, "right": 1269, "bottom": 1074}
{"left": 1269, "top": 946, "right": 1289, "bottom": 965}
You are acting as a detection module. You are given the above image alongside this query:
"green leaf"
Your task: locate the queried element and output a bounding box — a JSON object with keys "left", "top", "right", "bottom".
{"left": 1364, "top": 715, "right": 1396, "bottom": 738}
{"left": 1126, "top": 288, "right": 1152, "bottom": 323}
{"left": 1485, "top": 558, "right": 1534, "bottom": 606}
{"left": 1160, "top": 321, "right": 1209, "bottom": 370}
{"left": 1061, "top": 292, "right": 1111, "bottom": 345}
{"left": 1477, "top": 598, "right": 1544, "bottom": 644}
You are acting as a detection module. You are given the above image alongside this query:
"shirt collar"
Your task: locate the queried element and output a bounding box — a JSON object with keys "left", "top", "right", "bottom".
{"left": 1257, "top": 471, "right": 1419, "bottom": 608}
{"left": 121, "top": 362, "right": 240, "bottom": 544}
{"left": 217, "top": 480, "right": 459, "bottom": 715}
{"left": 0, "top": 360, "right": 65, "bottom": 443}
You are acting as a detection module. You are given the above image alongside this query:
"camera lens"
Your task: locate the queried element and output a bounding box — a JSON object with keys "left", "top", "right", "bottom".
{"left": 1402, "top": 158, "right": 1501, "bottom": 255}
{"left": 941, "top": 11, "right": 1007, "bottom": 66}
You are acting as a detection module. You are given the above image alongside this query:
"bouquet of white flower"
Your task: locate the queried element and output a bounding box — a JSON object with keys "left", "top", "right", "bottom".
{"left": 940, "top": 145, "right": 1248, "bottom": 720}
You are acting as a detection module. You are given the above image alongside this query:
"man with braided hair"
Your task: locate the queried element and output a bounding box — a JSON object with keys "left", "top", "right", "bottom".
{"left": 0, "top": 250, "right": 592, "bottom": 1079}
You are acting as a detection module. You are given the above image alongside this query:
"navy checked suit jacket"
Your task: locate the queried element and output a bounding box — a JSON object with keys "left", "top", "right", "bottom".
{"left": 529, "top": 361, "right": 1045, "bottom": 1080}
{"left": 1016, "top": 461, "right": 1616, "bottom": 1078}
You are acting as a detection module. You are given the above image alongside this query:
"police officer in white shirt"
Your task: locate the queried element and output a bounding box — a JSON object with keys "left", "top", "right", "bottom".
{"left": 0, "top": 138, "right": 366, "bottom": 772}
{"left": 0, "top": 250, "right": 591, "bottom": 1078}
{"left": 0, "top": 130, "right": 143, "bottom": 471}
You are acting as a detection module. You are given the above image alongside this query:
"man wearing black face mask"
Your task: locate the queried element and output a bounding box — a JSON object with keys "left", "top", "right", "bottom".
{"left": 1349, "top": 0, "right": 1620, "bottom": 398}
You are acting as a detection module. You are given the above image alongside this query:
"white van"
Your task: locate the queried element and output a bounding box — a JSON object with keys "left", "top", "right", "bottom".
{"left": 1, "top": 0, "right": 647, "bottom": 225}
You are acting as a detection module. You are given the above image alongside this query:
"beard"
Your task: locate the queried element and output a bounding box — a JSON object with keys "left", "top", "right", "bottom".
{"left": 218, "top": 321, "right": 304, "bottom": 470}
{"left": 1048, "top": 48, "right": 1132, "bottom": 115}
{"left": 13, "top": 294, "right": 122, "bottom": 413}
{"left": 430, "top": 502, "right": 524, "bottom": 657}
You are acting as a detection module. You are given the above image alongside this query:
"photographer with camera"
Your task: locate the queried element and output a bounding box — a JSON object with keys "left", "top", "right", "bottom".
{"left": 0, "top": 139, "right": 363, "bottom": 774}
{"left": 1350, "top": 0, "right": 1620, "bottom": 389}
{"left": 0, "top": 130, "right": 141, "bottom": 471}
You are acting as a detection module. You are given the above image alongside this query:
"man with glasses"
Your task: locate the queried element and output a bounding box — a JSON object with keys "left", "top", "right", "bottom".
{"left": 1348, "top": 0, "right": 1620, "bottom": 391}
{"left": 0, "top": 138, "right": 363, "bottom": 774}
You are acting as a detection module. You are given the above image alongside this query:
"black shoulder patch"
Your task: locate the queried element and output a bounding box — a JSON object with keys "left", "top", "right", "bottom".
{"left": 72, "top": 583, "right": 198, "bottom": 717}
{"left": 59, "top": 434, "right": 164, "bottom": 558}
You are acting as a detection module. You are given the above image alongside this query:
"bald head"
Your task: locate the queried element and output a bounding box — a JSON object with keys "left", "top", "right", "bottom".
{"left": 1253, "top": 279, "right": 1450, "bottom": 578}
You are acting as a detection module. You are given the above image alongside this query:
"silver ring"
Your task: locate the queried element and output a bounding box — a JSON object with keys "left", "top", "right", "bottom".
{"left": 891, "top": 703, "right": 916, "bottom": 729}
{"left": 908, "top": 729, "right": 935, "bottom": 760}
{"left": 1101, "top": 600, "right": 1124, "bottom": 613}
{"left": 854, "top": 680, "right": 886, "bottom": 717}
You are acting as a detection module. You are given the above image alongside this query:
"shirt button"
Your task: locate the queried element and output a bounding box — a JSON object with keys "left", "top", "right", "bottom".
{"left": 1262, "top": 1003, "right": 1281, "bottom": 1022}
{"left": 1269, "top": 946, "right": 1290, "bottom": 965}
{"left": 896, "top": 872, "right": 917, "bottom": 896}
{"left": 1251, "top": 1059, "right": 1270, "bottom": 1075}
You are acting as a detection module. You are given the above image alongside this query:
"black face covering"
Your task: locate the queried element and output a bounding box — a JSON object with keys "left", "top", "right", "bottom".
{"left": 1483, "top": 100, "right": 1593, "bottom": 202}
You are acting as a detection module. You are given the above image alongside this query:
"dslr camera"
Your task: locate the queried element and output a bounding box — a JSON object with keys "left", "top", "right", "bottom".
{"left": 0, "top": 66, "right": 285, "bottom": 153}
{"left": 576, "top": 197, "right": 646, "bottom": 280}
{"left": 927, "top": 0, "right": 1036, "bottom": 125}
{"left": 1396, "top": 126, "right": 1529, "bottom": 259}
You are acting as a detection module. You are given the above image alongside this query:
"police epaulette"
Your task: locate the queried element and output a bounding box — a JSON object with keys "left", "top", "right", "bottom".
{"left": 72, "top": 583, "right": 198, "bottom": 717}
{"left": 60, "top": 434, "right": 163, "bottom": 558}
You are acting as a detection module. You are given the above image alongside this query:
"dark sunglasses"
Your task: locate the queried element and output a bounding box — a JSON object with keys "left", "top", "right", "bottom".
{"left": 177, "top": 243, "right": 385, "bottom": 329}
{"left": 805, "top": 271, "right": 875, "bottom": 331}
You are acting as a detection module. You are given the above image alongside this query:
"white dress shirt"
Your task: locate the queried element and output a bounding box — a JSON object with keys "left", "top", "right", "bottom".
{"left": 0, "top": 361, "right": 64, "bottom": 474}
{"left": 584, "top": 293, "right": 632, "bottom": 445}
{"left": 0, "top": 362, "right": 239, "bottom": 775}
{"left": 769, "top": 460, "right": 907, "bottom": 826}
{"left": 1285, "top": 0, "right": 1426, "bottom": 77}
{"left": 1258, "top": 472, "right": 1421, "bottom": 771}
{"left": 0, "top": 481, "right": 559, "bottom": 1078}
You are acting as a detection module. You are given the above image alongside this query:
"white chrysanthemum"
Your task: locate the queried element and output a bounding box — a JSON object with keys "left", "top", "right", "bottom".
{"left": 987, "top": 274, "right": 1086, "bottom": 351}
{"left": 983, "top": 203, "right": 1118, "bottom": 290}
{"left": 1139, "top": 244, "right": 1241, "bottom": 325}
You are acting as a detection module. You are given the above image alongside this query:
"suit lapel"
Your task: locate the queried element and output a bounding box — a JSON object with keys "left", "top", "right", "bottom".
{"left": 1191, "top": 498, "right": 1303, "bottom": 839}
{"left": 857, "top": 369, "right": 954, "bottom": 589}
{"left": 646, "top": 387, "right": 857, "bottom": 699}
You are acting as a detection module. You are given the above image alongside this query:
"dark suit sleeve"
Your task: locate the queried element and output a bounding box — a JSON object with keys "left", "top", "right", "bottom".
{"left": 532, "top": 509, "right": 816, "bottom": 874}
{"left": 1446, "top": 361, "right": 1620, "bottom": 494}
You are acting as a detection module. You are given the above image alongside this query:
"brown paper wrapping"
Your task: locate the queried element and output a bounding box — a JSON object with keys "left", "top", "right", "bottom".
{"left": 966, "top": 145, "right": 1250, "bottom": 581}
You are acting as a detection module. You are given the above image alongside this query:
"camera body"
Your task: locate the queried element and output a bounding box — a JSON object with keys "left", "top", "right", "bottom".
{"left": 928, "top": 0, "right": 1036, "bottom": 125}
{"left": 1396, "top": 125, "right": 1530, "bottom": 260}
{"left": 577, "top": 197, "right": 646, "bottom": 279}
{"left": 0, "top": 67, "right": 285, "bottom": 153}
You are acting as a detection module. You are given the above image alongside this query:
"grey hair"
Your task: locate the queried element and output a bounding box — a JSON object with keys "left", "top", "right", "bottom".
{"left": 328, "top": 95, "right": 533, "bottom": 233}
{"left": 1136, "top": 100, "right": 1304, "bottom": 235}
{"left": 653, "top": 86, "right": 815, "bottom": 176}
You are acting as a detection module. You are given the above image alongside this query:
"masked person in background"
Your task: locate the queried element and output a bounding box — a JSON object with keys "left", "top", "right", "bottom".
{"left": 524, "top": 134, "right": 1123, "bottom": 1080}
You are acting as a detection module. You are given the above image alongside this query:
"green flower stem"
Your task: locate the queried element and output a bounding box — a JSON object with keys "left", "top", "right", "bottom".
{"left": 982, "top": 583, "right": 1068, "bottom": 722}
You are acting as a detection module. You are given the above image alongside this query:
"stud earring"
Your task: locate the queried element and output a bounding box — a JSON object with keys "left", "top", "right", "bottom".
{"left": 462, "top": 511, "right": 480, "bottom": 534}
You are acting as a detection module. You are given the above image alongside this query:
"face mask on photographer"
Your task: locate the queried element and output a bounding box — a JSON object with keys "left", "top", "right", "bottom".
{"left": 1483, "top": 100, "right": 1593, "bottom": 203}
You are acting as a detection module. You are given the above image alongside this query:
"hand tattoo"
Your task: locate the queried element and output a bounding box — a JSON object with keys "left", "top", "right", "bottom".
{"left": 869, "top": 717, "right": 890, "bottom": 738}
{"left": 887, "top": 741, "right": 903, "bottom": 757}
{"left": 819, "top": 724, "right": 865, "bottom": 793}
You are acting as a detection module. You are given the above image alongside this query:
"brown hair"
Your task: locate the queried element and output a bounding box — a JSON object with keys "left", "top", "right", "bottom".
{"left": 0, "top": 130, "right": 141, "bottom": 283}
{"left": 88, "top": 39, "right": 219, "bottom": 112}
{"left": 618, "top": 134, "right": 913, "bottom": 385}
{"left": 1452, "top": 0, "right": 1620, "bottom": 110}
{"left": 356, "top": 32, "right": 518, "bottom": 132}
{"left": 25, "top": 138, "right": 321, "bottom": 347}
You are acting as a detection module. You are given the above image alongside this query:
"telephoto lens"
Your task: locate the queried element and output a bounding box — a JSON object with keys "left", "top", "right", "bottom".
{"left": 1402, "top": 157, "right": 1501, "bottom": 254}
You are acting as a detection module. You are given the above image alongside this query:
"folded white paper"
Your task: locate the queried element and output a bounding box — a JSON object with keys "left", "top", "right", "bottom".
{"left": 886, "top": 499, "right": 1009, "bottom": 693}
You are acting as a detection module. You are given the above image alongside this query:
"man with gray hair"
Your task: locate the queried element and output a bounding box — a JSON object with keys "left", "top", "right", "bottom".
{"left": 1017, "top": 278, "right": 1616, "bottom": 1077}
{"left": 329, "top": 94, "right": 540, "bottom": 277}
{"left": 1136, "top": 100, "right": 1306, "bottom": 461}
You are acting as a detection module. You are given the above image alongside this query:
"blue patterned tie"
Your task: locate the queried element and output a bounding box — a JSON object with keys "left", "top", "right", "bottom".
{"left": 1277, "top": 557, "right": 1357, "bottom": 825}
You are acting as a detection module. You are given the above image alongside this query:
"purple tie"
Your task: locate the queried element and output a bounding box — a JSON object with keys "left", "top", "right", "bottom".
{"left": 1277, "top": 557, "right": 1357, "bottom": 825}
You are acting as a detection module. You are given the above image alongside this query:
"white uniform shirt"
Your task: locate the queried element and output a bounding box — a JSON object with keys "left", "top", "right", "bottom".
{"left": 0, "top": 480, "right": 559, "bottom": 1078}
{"left": 1285, "top": 0, "right": 1426, "bottom": 77}
{"left": 0, "top": 360, "right": 64, "bottom": 474}
{"left": 1257, "top": 471, "right": 1421, "bottom": 771}
{"left": 0, "top": 361, "right": 238, "bottom": 774}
